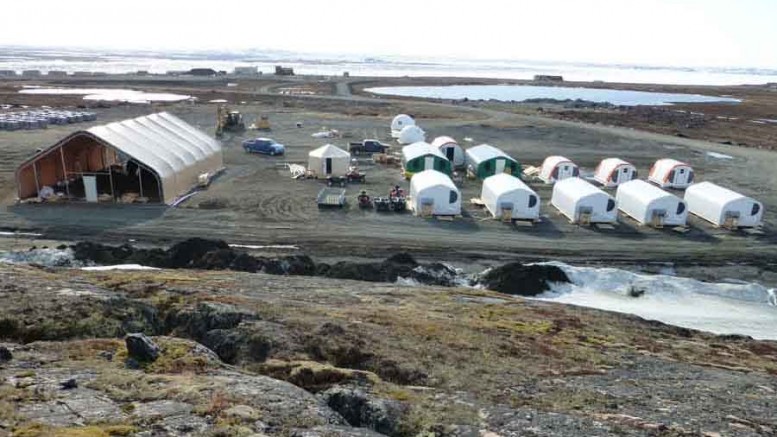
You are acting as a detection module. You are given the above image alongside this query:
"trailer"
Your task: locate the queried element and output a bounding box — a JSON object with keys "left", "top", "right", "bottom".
{"left": 317, "top": 187, "right": 346, "bottom": 208}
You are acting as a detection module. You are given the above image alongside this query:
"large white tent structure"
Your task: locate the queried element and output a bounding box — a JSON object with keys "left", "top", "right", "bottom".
{"left": 539, "top": 156, "right": 579, "bottom": 184}
{"left": 15, "top": 112, "right": 223, "bottom": 205}
{"left": 397, "top": 125, "right": 426, "bottom": 145}
{"left": 684, "top": 182, "right": 763, "bottom": 228}
{"left": 391, "top": 114, "right": 416, "bottom": 138}
{"left": 409, "top": 170, "right": 461, "bottom": 217}
{"left": 308, "top": 144, "right": 351, "bottom": 177}
{"left": 594, "top": 158, "right": 638, "bottom": 188}
{"left": 648, "top": 159, "right": 694, "bottom": 189}
{"left": 551, "top": 178, "right": 617, "bottom": 224}
{"left": 481, "top": 173, "right": 540, "bottom": 221}
{"left": 431, "top": 136, "right": 465, "bottom": 168}
{"left": 616, "top": 180, "right": 687, "bottom": 227}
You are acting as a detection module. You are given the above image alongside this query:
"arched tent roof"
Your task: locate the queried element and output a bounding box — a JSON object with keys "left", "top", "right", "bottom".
{"left": 309, "top": 144, "right": 350, "bottom": 159}
{"left": 402, "top": 142, "right": 447, "bottom": 162}
{"left": 594, "top": 158, "right": 637, "bottom": 186}
{"left": 16, "top": 112, "right": 223, "bottom": 204}
{"left": 483, "top": 173, "right": 532, "bottom": 196}
{"left": 410, "top": 169, "right": 457, "bottom": 191}
{"left": 466, "top": 144, "right": 514, "bottom": 165}
{"left": 617, "top": 179, "right": 676, "bottom": 205}
{"left": 650, "top": 158, "right": 691, "bottom": 179}
{"left": 431, "top": 136, "right": 458, "bottom": 149}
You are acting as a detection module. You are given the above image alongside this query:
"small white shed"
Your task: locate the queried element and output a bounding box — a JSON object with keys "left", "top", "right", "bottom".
{"left": 539, "top": 156, "right": 579, "bottom": 184}
{"left": 616, "top": 180, "right": 687, "bottom": 227}
{"left": 431, "top": 136, "right": 465, "bottom": 168}
{"left": 409, "top": 170, "right": 461, "bottom": 217}
{"left": 308, "top": 144, "right": 351, "bottom": 177}
{"left": 391, "top": 114, "right": 416, "bottom": 138}
{"left": 481, "top": 173, "right": 540, "bottom": 221}
{"left": 594, "top": 158, "right": 638, "bottom": 188}
{"left": 551, "top": 178, "right": 617, "bottom": 224}
{"left": 684, "top": 182, "right": 763, "bottom": 228}
{"left": 648, "top": 159, "right": 694, "bottom": 189}
{"left": 398, "top": 125, "right": 426, "bottom": 145}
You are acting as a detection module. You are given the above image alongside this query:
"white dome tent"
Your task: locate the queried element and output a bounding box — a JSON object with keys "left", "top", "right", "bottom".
{"left": 616, "top": 180, "right": 688, "bottom": 227}
{"left": 481, "top": 173, "right": 540, "bottom": 222}
{"left": 539, "top": 156, "right": 579, "bottom": 184}
{"left": 551, "top": 178, "right": 617, "bottom": 224}
{"left": 308, "top": 144, "right": 351, "bottom": 177}
{"left": 648, "top": 159, "right": 694, "bottom": 189}
{"left": 431, "top": 136, "right": 465, "bottom": 168}
{"left": 594, "top": 158, "right": 638, "bottom": 188}
{"left": 397, "top": 125, "right": 426, "bottom": 145}
{"left": 391, "top": 114, "right": 416, "bottom": 138}
{"left": 684, "top": 182, "right": 763, "bottom": 228}
{"left": 409, "top": 170, "right": 461, "bottom": 217}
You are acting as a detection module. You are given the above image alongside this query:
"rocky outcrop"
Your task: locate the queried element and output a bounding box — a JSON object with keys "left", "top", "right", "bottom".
{"left": 0, "top": 345, "right": 11, "bottom": 362}
{"left": 125, "top": 333, "right": 160, "bottom": 362}
{"left": 321, "top": 387, "right": 406, "bottom": 436}
{"left": 477, "top": 262, "right": 570, "bottom": 296}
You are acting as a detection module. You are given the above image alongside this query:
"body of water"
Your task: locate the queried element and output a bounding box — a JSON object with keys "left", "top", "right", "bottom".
{"left": 2, "top": 47, "right": 777, "bottom": 86}
{"left": 366, "top": 85, "right": 741, "bottom": 106}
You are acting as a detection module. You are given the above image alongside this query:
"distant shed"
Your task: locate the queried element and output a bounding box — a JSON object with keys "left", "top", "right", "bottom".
{"left": 15, "top": 112, "right": 223, "bottom": 205}
{"left": 594, "top": 158, "right": 637, "bottom": 188}
{"left": 616, "top": 180, "right": 687, "bottom": 227}
{"left": 308, "top": 144, "right": 351, "bottom": 177}
{"left": 402, "top": 142, "right": 451, "bottom": 179}
{"left": 409, "top": 170, "right": 461, "bottom": 216}
{"left": 431, "top": 136, "right": 465, "bottom": 168}
{"left": 551, "top": 178, "right": 617, "bottom": 224}
{"left": 481, "top": 173, "right": 540, "bottom": 221}
{"left": 684, "top": 182, "right": 763, "bottom": 228}
{"left": 465, "top": 144, "right": 520, "bottom": 179}
{"left": 539, "top": 156, "right": 579, "bottom": 184}
{"left": 648, "top": 159, "right": 694, "bottom": 189}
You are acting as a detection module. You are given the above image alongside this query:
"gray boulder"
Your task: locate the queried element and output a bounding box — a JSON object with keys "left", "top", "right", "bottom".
{"left": 125, "top": 333, "right": 160, "bottom": 362}
{"left": 321, "top": 387, "right": 405, "bottom": 436}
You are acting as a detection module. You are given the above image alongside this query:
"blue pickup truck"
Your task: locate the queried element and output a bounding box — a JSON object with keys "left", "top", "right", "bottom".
{"left": 242, "top": 137, "right": 285, "bottom": 156}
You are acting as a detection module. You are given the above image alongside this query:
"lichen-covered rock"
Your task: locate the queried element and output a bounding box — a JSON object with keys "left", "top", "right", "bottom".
{"left": 125, "top": 333, "right": 160, "bottom": 362}
{"left": 321, "top": 387, "right": 406, "bottom": 436}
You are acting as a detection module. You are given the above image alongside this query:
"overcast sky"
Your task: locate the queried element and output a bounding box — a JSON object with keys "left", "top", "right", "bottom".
{"left": 2, "top": 0, "right": 775, "bottom": 68}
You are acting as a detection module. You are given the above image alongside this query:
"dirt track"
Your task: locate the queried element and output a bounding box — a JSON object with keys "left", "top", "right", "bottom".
{"left": 1, "top": 77, "right": 776, "bottom": 268}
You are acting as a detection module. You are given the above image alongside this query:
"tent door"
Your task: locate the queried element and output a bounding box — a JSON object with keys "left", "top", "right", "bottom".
{"left": 424, "top": 156, "right": 434, "bottom": 170}
{"left": 325, "top": 158, "right": 333, "bottom": 175}
{"left": 499, "top": 202, "right": 513, "bottom": 222}
{"left": 445, "top": 147, "right": 455, "bottom": 161}
{"left": 420, "top": 199, "right": 434, "bottom": 217}
{"left": 495, "top": 159, "right": 506, "bottom": 174}
{"left": 83, "top": 176, "right": 98, "bottom": 203}
{"left": 577, "top": 206, "right": 593, "bottom": 226}
{"left": 723, "top": 211, "right": 740, "bottom": 229}
{"left": 651, "top": 209, "right": 666, "bottom": 228}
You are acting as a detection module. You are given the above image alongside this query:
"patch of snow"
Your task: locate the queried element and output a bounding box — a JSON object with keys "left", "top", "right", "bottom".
{"left": 706, "top": 151, "right": 734, "bottom": 160}
{"left": 229, "top": 244, "right": 299, "bottom": 250}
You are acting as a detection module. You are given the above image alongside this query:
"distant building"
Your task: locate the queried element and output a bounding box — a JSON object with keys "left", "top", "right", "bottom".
{"left": 73, "top": 71, "right": 93, "bottom": 76}
{"left": 47, "top": 70, "right": 68, "bottom": 77}
{"left": 22, "top": 70, "right": 41, "bottom": 77}
{"left": 188, "top": 68, "right": 218, "bottom": 77}
{"left": 534, "top": 75, "right": 563, "bottom": 82}
{"left": 92, "top": 72, "right": 108, "bottom": 77}
{"left": 767, "top": 83, "right": 777, "bottom": 90}
{"left": 0, "top": 70, "right": 16, "bottom": 77}
{"left": 136, "top": 70, "right": 149, "bottom": 76}
{"left": 166, "top": 70, "right": 186, "bottom": 76}
{"left": 275, "top": 66, "right": 295, "bottom": 76}
{"left": 233, "top": 66, "right": 258, "bottom": 76}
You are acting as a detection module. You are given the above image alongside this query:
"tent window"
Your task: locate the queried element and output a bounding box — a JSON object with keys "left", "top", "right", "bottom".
{"left": 572, "top": 167, "right": 580, "bottom": 177}
{"left": 528, "top": 194, "right": 538, "bottom": 208}
{"left": 752, "top": 203, "right": 761, "bottom": 216}
{"left": 676, "top": 202, "right": 686, "bottom": 215}
{"left": 449, "top": 190, "right": 458, "bottom": 204}
{"left": 606, "top": 198, "right": 616, "bottom": 212}
{"left": 688, "top": 171, "right": 695, "bottom": 183}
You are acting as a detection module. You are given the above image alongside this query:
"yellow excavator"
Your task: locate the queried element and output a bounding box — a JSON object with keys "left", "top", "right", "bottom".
{"left": 215, "top": 105, "right": 246, "bottom": 137}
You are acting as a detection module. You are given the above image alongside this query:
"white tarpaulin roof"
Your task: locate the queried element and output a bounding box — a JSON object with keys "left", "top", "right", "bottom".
{"left": 466, "top": 144, "right": 514, "bottom": 165}
{"left": 87, "top": 112, "right": 223, "bottom": 204}
{"left": 309, "top": 144, "right": 350, "bottom": 158}
{"left": 402, "top": 142, "right": 447, "bottom": 162}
